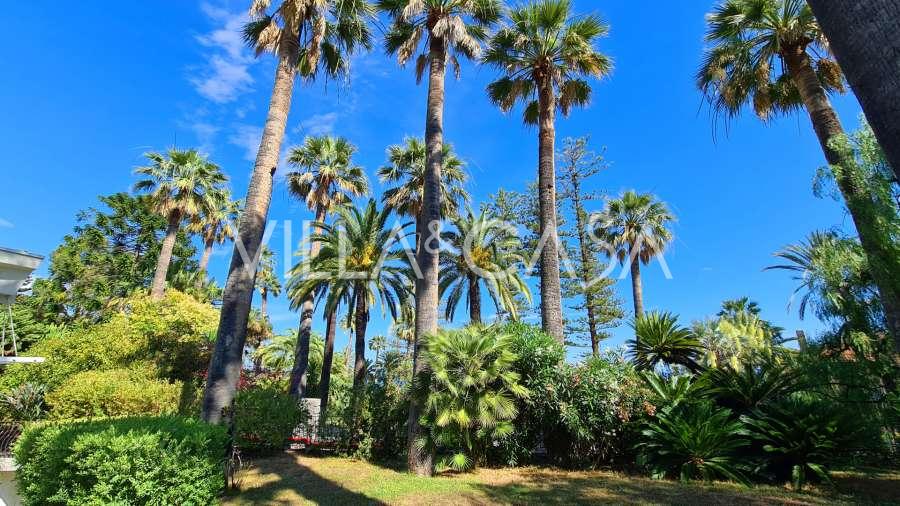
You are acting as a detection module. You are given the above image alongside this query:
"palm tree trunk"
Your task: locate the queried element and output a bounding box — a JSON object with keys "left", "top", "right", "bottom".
{"left": 536, "top": 77, "right": 565, "bottom": 343}
{"left": 196, "top": 237, "right": 214, "bottom": 288}
{"left": 353, "top": 288, "right": 369, "bottom": 389}
{"left": 201, "top": 52, "right": 297, "bottom": 425}
{"left": 260, "top": 289, "right": 268, "bottom": 320}
{"left": 784, "top": 47, "right": 900, "bottom": 354}
{"left": 151, "top": 210, "right": 181, "bottom": 301}
{"left": 289, "top": 206, "right": 327, "bottom": 399}
{"left": 630, "top": 255, "right": 644, "bottom": 318}
{"left": 468, "top": 274, "right": 482, "bottom": 325}
{"left": 806, "top": 0, "right": 900, "bottom": 183}
{"left": 318, "top": 310, "right": 337, "bottom": 429}
{"left": 407, "top": 35, "right": 446, "bottom": 477}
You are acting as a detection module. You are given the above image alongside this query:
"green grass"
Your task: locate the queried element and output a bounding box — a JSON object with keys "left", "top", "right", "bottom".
{"left": 223, "top": 453, "right": 900, "bottom": 505}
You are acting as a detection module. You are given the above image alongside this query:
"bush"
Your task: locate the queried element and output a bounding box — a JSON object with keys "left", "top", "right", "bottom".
{"left": 14, "top": 416, "right": 227, "bottom": 505}
{"left": 45, "top": 369, "right": 181, "bottom": 419}
{"left": 233, "top": 386, "right": 302, "bottom": 454}
{"left": 0, "top": 383, "right": 47, "bottom": 421}
{"left": 0, "top": 291, "right": 218, "bottom": 393}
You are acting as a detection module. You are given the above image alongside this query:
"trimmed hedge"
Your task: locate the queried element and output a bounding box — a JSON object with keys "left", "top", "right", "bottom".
{"left": 45, "top": 369, "right": 181, "bottom": 419}
{"left": 233, "top": 387, "right": 303, "bottom": 454}
{"left": 14, "top": 416, "right": 227, "bottom": 505}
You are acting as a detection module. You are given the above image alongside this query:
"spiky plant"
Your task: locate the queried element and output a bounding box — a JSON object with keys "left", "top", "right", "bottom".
{"left": 629, "top": 311, "right": 702, "bottom": 372}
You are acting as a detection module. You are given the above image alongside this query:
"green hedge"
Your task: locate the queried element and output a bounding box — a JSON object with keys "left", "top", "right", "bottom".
{"left": 45, "top": 369, "right": 181, "bottom": 419}
{"left": 233, "top": 387, "right": 302, "bottom": 454}
{"left": 14, "top": 416, "right": 227, "bottom": 505}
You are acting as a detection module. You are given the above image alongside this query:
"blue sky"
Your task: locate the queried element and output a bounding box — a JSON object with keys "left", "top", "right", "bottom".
{"left": 0, "top": 1, "right": 864, "bottom": 360}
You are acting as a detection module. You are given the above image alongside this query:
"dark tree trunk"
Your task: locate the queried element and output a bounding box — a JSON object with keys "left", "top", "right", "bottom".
{"left": 407, "top": 35, "right": 446, "bottom": 477}
{"left": 197, "top": 237, "right": 214, "bottom": 289}
{"left": 318, "top": 310, "right": 338, "bottom": 428}
{"left": 630, "top": 255, "right": 644, "bottom": 318}
{"left": 784, "top": 47, "right": 900, "bottom": 354}
{"left": 468, "top": 274, "right": 482, "bottom": 325}
{"left": 353, "top": 288, "right": 369, "bottom": 389}
{"left": 289, "top": 206, "right": 327, "bottom": 399}
{"left": 151, "top": 210, "right": 182, "bottom": 301}
{"left": 536, "top": 77, "right": 565, "bottom": 343}
{"left": 807, "top": 0, "right": 900, "bottom": 184}
{"left": 201, "top": 52, "right": 296, "bottom": 425}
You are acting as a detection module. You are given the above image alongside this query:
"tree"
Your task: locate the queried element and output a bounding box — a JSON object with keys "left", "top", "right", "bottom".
{"left": 697, "top": 0, "right": 900, "bottom": 351}
{"left": 483, "top": 0, "right": 612, "bottom": 343}
{"left": 202, "top": 0, "right": 373, "bottom": 424}
{"left": 133, "top": 149, "right": 226, "bottom": 300}
{"left": 557, "top": 137, "right": 623, "bottom": 356}
{"left": 187, "top": 191, "right": 241, "bottom": 282}
{"left": 594, "top": 191, "right": 674, "bottom": 318}
{"left": 285, "top": 135, "right": 369, "bottom": 399}
{"left": 629, "top": 311, "right": 703, "bottom": 372}
{"left": 254, "top": 246, "right": 281, "bottom": 320}
{"left": 805, "top": 0, "right": 900, "bottom": 183}
{"left": 288, "top": 200, "right": 413, "bottom": 416}
{"left": 439, "top": 208, "right": 531, "bottom": 324}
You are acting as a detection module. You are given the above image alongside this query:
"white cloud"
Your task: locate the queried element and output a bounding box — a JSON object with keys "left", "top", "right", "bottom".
{"left": 0, "top": 218, "right": 13, "bottom": 229}
{"left": 190, "top": 121, "right": 220, "bottom": 151}
{"left": 229, "top": 124, "right": 263, "bottom": 161}
{"left": 191, "top": 3, "right": 255, "bottom": 103}
{"left": 295, "top": 112, "right": 339, "bottom": 137}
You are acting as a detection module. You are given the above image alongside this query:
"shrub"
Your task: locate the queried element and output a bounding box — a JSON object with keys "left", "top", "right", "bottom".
{"left": 233, "top": 386, "right": 302, "bottom": 454}
{"left": 0, "top": 383, "right": 47, "bottom": 421}
{"left": 636, "top": 401, "right": 748, "bottom": 484}
{"left": 0, "top": 291, "right": 217, "bottom": 392}
{"left": 14, "top": 416, "right": 227, "bottom": 505}
{"left": 45, "top": 369, "right": 180, "bottom": 419}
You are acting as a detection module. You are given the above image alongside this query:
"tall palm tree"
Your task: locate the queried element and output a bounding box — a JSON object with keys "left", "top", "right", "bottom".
{"left": 806, "top": 0, "right": 900, "bottom": 183}
{"left": 697, "top": 0, "right": 900, "bottom": 350}
{"left": 133, "top": 149, "right": 226, "bottom": 301}
{"left": 285, "top": 135, "right": 369, "bottom": 399}
{"left": 439, "top": 208, "right": 531, "bottom": 324}
{"left": 288, "top": 200, "right": 413, "bottom": 416}
{"left": 483, "top": 0, "right": 612, "bottom": 342}
{"left": 202, "top": 0, "right": 373, "bottom": 424}
{"left": 594, "top": 191, "right": 674, "bottom": 318}
{"left": 378, "top": 0, "right": 501, "bottom": 475}
{"left": 188, "top": 191, "right": 241, "bottom": 281}
{"left": 254, "top": 246, "right": 281, "bottom": 320}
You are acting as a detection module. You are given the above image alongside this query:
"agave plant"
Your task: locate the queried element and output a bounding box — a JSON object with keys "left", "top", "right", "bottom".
{"left": 636, "top": 401, "right": 748, "bottom": 484}
{"left": 629, "top": 311, "right": 703, "bottom": 372}
{"left": 419, "top": 326, "right": 529, "bottom": 471}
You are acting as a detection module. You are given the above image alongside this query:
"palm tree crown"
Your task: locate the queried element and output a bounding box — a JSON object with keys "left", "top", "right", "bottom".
{"left": 188, "top": 191, "right": 241, "bottom": 247}
{"left": 287, "top": 136, "right": 370, "bottom": 215}
{"left": 378, "top": 138, "right": 469, "bottom": 220}
{"left": 133, "top": 149, "right": 226, "bottom": 221}
{"left": 697, "top": 0, "right": 844, "bottom": 122}
{"left": 483, "top": 0, "right": 612, "bottom": 124}
{"left": 594, "top": 191, "right": 674, "bottom": 265}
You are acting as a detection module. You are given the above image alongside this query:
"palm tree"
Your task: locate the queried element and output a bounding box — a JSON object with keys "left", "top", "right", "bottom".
{"left": 718, "top": 297, "right": 761, "bottom": 319}
{"left": 378, "top": 0, "right": 501, "bottom": 475}
{"left": 288, "top": 200, "right": 413, "bottom": 416}
{"left": 439, "top": 208, "right": 531, "bottom": 324}
{"left": 806, "top": 0, "right": 900, "bottom": 183}
{"left": 188, "top": 191, "right": 241, "bottom": 282}
{"left": 697, "top": 0, "right": 900, "bottom": 349}
{"left": 254, "top": 246, "right": 281, "bottom": 320}
{"left": 202, "top": 0, "right": 373, "bottom": 424}
{"left": 483, "top": 0, "right": 612, "bottom": 342}
{"left": 285, "top": 135, "right": 369, "bottom": 399}
{"left": 133, "top": 149, "right": 226, "bottom": 301}
{"left": 594, "top": 191, "right": 674, "bottom": 318}
{"left": 629, "top": 311, "right": 703, "bottom": 372}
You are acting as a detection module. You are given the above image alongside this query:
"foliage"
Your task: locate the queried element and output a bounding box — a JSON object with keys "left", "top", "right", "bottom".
{"left": 233, "top": 386, "right": 303, "bottom": 455}
{"left": 14, "top": 416, "right": 227, "bottom": 505}
{"left": 419, "top": 326, "right": 528, "bottom": 471}
{"left": 378, "top": 138, "right": 469, "bottom": 220}
{"left": 593, "top": 191, "right": 675, "bottom": 269}
{"left": 0, "top": 285, "right": 62, "bottom": 355}
{"left": 0, "top": 383, "right": 47, "bottom": 421}
{"left": 629, "top": 311, "right": 702, "bottom": 372}
{"left": 254, "top": 245, "right": 282, "bottom": 308}
{"left": 363, "top": 349, "right": 414, "bottom": 459}
{"left": 45, "top": 369, "right": 181, "bottom": 420}
{"left": 704, "top": 360, "right": 802, "bottom": 414}
{"left": 636, "top": 401, "right": 748, "bottom": 484}
{"left": 287, "top": 135, "right": 370, "bottom": 214}
{"left": 0, "top": 291, "right": 218, "bottom": 392}
{"left": 133, "top": 148, "right": 227, "bottom": 225}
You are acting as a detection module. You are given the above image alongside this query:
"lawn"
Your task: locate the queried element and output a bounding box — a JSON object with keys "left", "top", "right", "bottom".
{"left": 223, "top": 453, "right": 900, "bottom": 505}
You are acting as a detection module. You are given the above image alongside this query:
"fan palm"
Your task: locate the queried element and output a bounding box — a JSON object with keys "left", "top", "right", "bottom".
{"left": 133, "top": 149, "right": 226, "bottom": 301}
{"left": 439, "top": 208, "right": 531, "bottom": 324}
{"left": 187, "top": 191, "right": 241, "bottom": 281}
{"left": 483, "top": 0, "right": 612, "bottom": 341}
{"left": 629, "top": 311, "right": 702, "bottom": 372}
{"left": 254, "top": 246, "right": 281, "bottom": 320}
{"left": 594, "top": 191, "right": 674, "bottom": 318}
{"left": 697, "top": 0, "right": 900, "bottom": 349}
{"left": 287, "top": 200, "right": 413, "bottom": 412}
{"left": 203, "top": 0, "right": 374, "bottom": 424}
{"left": 285, "top": 135, "right": 370, "bottom": 399}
